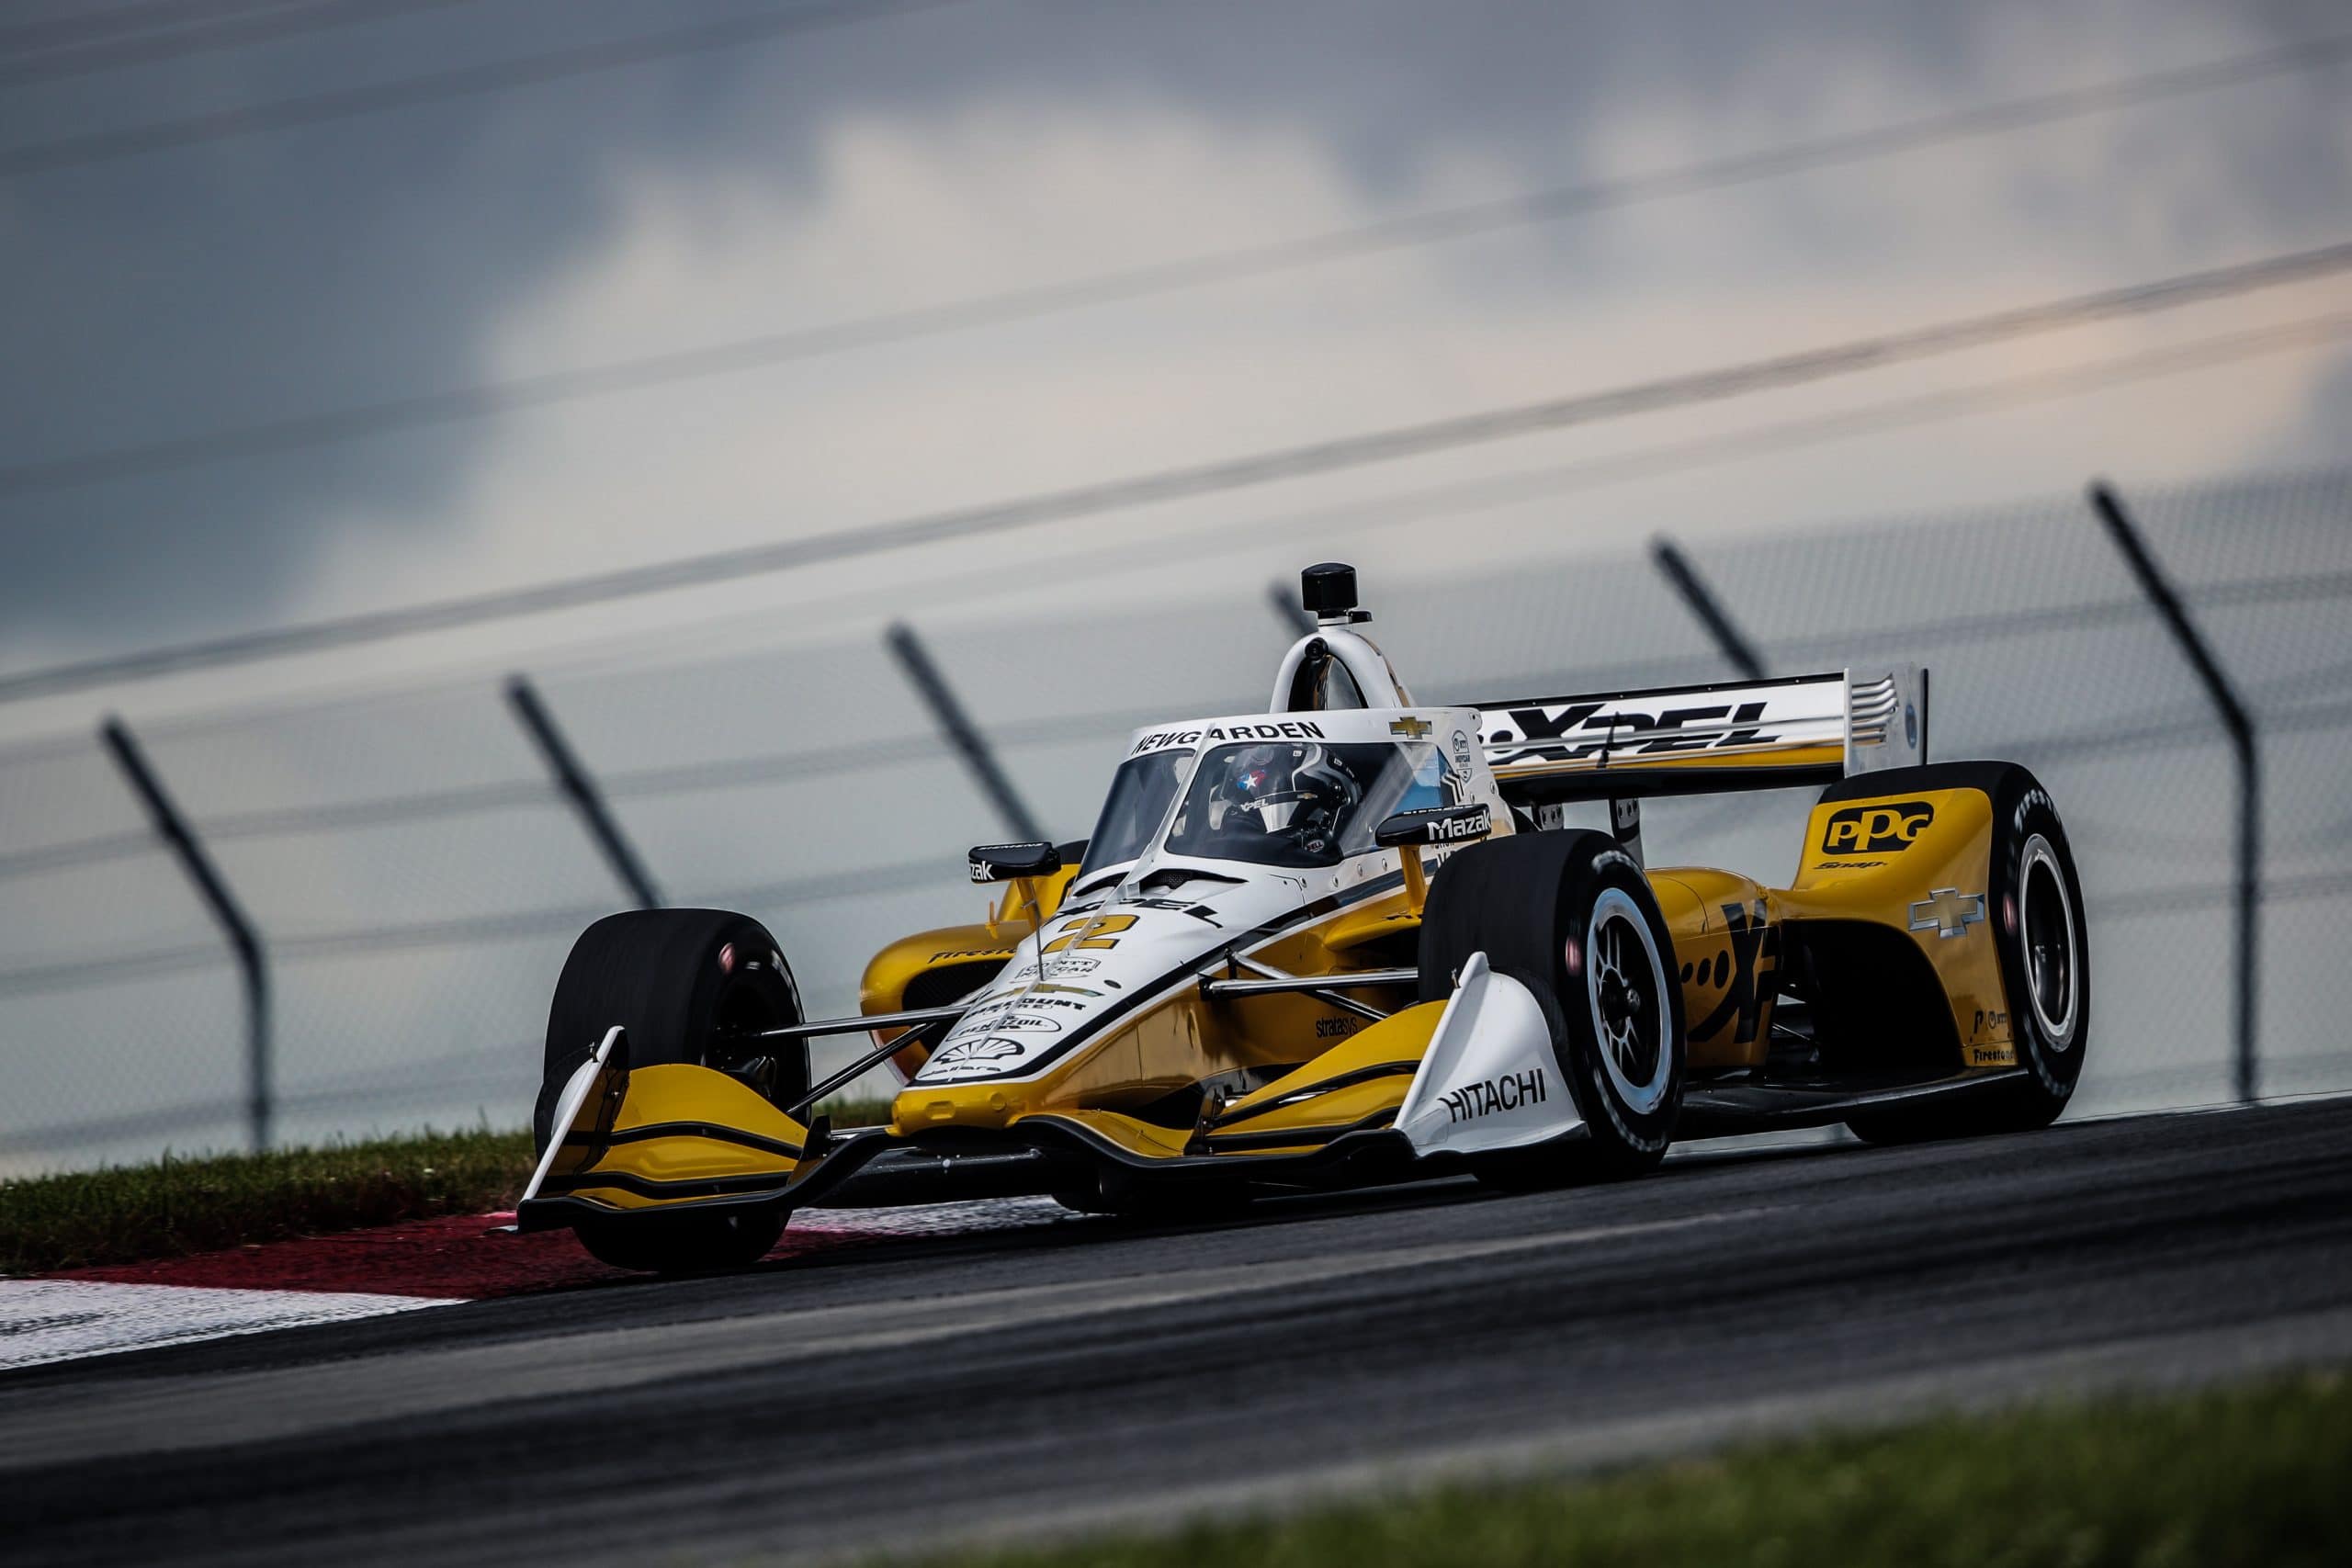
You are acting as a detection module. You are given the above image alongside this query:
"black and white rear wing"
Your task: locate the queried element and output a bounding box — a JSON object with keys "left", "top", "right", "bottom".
{"left": 1475, "top": 667, "right": 1928, "bottom": 804}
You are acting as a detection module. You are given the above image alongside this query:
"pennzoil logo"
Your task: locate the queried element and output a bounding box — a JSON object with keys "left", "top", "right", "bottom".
{"left": 1821, "top": 800, "right": 1934, "bottom": 854}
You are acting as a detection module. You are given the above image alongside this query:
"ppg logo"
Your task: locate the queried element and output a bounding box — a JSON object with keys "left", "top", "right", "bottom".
{"left": 1822, "top": 800, "right": 1934, "bottom": 853}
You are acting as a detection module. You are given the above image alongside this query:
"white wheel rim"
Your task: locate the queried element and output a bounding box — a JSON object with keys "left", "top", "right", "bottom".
{"left": 2018, "top": 833, "right": 2079, "bottom": 1051}
{"left": 1584, "top": 886, "right": 1673, "bottom": 1115}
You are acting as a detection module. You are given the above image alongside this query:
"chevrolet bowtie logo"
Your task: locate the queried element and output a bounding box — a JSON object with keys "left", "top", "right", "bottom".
{"left": 1389, "top": 716, "right": 1433, "bottom": 739}
{"left": 1909, "top": 887, "right": 1986, "bottom": 940}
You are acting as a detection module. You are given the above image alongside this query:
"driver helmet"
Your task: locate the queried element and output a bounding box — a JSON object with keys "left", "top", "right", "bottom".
{"left": 1214, "top": 742, "right": 1349, "bottom": 842}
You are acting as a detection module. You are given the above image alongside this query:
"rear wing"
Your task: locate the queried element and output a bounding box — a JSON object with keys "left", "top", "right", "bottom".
{"left": 1475, "top": 667, "right": 1928, "bottom": 804}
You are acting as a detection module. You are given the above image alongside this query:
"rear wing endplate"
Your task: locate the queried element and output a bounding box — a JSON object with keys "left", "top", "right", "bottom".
{"left": 1475, "top": 666, "right": 1928, "bottom": 804}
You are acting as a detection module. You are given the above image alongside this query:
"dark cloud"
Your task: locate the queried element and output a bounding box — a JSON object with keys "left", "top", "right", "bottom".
{"left": 1, "top": 0, "right": 2344, "bottom": 659}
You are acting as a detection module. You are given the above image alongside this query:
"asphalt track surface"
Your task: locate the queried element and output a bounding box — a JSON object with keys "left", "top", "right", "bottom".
{"left": 5, "top": 1099, "right": 2350, "bottom": 1567}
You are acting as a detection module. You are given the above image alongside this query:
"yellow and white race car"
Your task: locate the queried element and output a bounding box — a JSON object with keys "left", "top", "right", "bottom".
{"left": 518, "top": 564, "right": 2088, "bottom": 1271}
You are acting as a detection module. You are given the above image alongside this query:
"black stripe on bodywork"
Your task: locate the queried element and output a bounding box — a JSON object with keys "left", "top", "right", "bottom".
{"left": 1193, "top": 1106, "right": 1400, "bottom": 1153}
{"left": 1206, "top": 1060, "right": 1420, "bottom": 1130}
{"left": 930, "top": 867, "right": 1409, "bottom": 1088}
{"left": 560, "top": 1121, "right": 804, "bottom": 1161}
{"left": 537, "top": 1168, "right": 798, "bottom": 1202}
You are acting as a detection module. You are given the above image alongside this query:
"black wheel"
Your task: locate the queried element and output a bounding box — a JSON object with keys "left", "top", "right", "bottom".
{"left": 1419, "top": 829, "right": 1685, "bottom": 1189}
{"left": 534, "top": 908, "right": 807, "bottom": 1155}
{"left": 575, "top": 1206, "right": 786, "bottom": 1274}
{"left": 1846, "top": 764, "right": 2089, "bottom": 1144}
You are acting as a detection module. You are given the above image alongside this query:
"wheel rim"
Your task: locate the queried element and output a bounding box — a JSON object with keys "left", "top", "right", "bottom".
{"left": 2018, "top": 833, "right": 2078, "bottom": 1051}
{"left": 1584, "top": 887, "right": 1672, "bottom": 1115}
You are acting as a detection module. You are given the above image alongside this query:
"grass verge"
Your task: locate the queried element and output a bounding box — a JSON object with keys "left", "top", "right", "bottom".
{"left": 3, "top": 1093, "right": 900, "bottom": 1275}
{"left": 891, "top": 1370, "right": 2352, "bottom": 1568}
{"left": 1, "top": 1126, "right": 537, "bottom": 1274}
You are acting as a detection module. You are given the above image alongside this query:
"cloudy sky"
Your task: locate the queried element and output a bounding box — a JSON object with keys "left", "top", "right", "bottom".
{"left": 1, "top": 0, "right": 2347, "bottom": 735}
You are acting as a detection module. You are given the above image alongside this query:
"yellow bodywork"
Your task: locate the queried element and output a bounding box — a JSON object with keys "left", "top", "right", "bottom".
{"left": 537, "top": 776, "right": 2022, "bottom": 1221}
{"left": 539, "top": 1064, "right": 810, "bottom": 1213}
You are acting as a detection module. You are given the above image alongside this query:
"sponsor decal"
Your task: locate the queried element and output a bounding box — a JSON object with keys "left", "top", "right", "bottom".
{"left": 1484, "top": 700, "right": 1781, "bottom": 767}
{"left": 1124, "top": 896, "right": 1224, "bottom": 921}
{"left": 1690, "top": 900, "right": 1778, "bottom": 1046}
{"left": 967, "top": 859, "right": 995, "bottom": 884}
{"left": 1439, "top": 1066, "right": 1547, "bottom": 1123}
{"left": 1810, "top": 858, "right": 1886, "bottom": 871}
{"left": 1386, "top": 804, "right": 1491, "bottom": 845}
{"left": 1314, "top": 1015, "right": 1362, "bottom": 1040}
{"left": 1822, "top": 800, "right": 1934, "bottom": 853}
{"left": 1042, "top": 912, "right": 1138, "bottom": 953}
{"left": 1451, "top": 728, "right": 1476, "bottom": 776}
{"left": 718, "top": 942, "right": 736, "bottom": 975}
{"left": 1132, "top": 719, "right": 1328, "bottom": 756}
{"left": 1388, "top": 716, "right": 1433, "bottom": 739}
{"left": 1909, "top": 888, "right": 1986, "bottom": 940}
{"left": 1042, "top": 954, "right": 1102, "bottom": 976}
{"left": 923, "top": 1036, "right": 1029, "bottom": 1077}
{"left": 1972, "top": 1007, "right": 2010, "bottom": 1039}
{"left": 1968, "top": 1043, "right": 2018, "bottom": 1067}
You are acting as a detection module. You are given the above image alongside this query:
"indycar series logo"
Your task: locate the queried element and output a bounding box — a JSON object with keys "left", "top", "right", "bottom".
{"left": 1821, "top": 800, "right": 1934, "bottom": 854}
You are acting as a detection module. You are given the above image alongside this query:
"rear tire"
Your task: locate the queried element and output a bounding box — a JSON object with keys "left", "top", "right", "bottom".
{"left": 1846, "top": 765, "right": 2089, "bottom": 1144}
{"left": 1419, "top": 830, "right": 1685, "bottom": 1190}
{"left": 535, "top": 908, "right": 808, "bottom": 1156}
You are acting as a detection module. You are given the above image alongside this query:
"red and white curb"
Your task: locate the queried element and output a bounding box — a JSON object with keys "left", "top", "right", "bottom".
{"left": 3, "top": 1197, "right": 1073, "bottom": 1372}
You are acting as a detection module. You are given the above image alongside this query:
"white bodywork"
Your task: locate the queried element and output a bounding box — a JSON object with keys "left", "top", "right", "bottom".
{"left": 912, "top": 704, "right": 1503, "bottom": 1089}
{"left": 1394, "top": 953, "right": 1582, "bottom": 1155}
{"left": 518, "top": 1025, "right": 620, "bottom": 1204}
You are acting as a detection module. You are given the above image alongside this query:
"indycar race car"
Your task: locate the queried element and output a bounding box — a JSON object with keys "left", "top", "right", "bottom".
{"left": 518, "top": 563, "right": 2089, "bottom": 1271}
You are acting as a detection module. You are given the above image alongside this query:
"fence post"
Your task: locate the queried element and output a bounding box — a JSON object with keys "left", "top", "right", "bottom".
{"left": 2088, "top": 480, "right": 2260, "bottom": 1103}
{"left": 505, "top": 675, "right": 664, "bottom": 909}
{"left": 1650, "top": 537, "right": 1767, "bottom": 680}
{"left": 99, "top": 716, "right": 272, "bottom": 1151}
{"left": 885, "top": 622, "right": 1045, "bottom": 842}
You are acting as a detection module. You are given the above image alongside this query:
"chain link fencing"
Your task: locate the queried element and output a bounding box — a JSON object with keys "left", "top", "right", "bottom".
{"left": 1, "top": 466, "right": 2345, "bottom": 1173}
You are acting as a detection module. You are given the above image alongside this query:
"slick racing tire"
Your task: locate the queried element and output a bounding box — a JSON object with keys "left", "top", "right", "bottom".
{"left": 533, "top": 908, "right": 807, "bottom": 1156}
{"left": 1419, "top": 829, "right": 1686, "bottom": 1190}
{"left": 574, "top": 1206, "right": 786, "bottom": 1275}
{"left": 1847, "top": 763, "right": 2090, "bottom": 1145}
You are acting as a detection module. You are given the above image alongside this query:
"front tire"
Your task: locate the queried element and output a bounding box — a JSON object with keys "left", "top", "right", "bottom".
{"left": 536, "top": 909, "right": 806, "bottom": 1275}
{"left": 534, "top": 908, "right": 807, "bottom": 1155}
{"left": 1419, "top": 830, "right": 1686, "bottom": 1189}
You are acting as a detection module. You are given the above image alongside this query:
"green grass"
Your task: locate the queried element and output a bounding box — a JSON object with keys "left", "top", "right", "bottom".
{"left": 886, "top": 1371, "right": 2352, "bottom": 1568}
{"left": 1, "top": 1091, "right": 900, "bottom": 1276}
{"left": 0, "top": 1125, "right": 539, "bottom": 1274}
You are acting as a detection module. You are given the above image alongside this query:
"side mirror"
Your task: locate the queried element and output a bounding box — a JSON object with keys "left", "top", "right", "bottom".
{"left": 1374, "top": 802, "right": 1493, "bottom": 850}
{"left": 968, "top": 840, "right": 1062, "bottom": 884}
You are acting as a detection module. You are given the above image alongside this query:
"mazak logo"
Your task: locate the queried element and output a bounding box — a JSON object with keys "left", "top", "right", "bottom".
{"left": 1821, "top": 800, "right": 1934, "bottom": 854}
